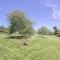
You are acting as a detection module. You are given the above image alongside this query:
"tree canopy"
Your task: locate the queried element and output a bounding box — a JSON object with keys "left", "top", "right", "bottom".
{"left": 37, "top": 26, "right": 50, "bottom": 35}
{"left": 53, "top": 26, "right": 58, "bottom": 35}
{"left": 7, "top": 10, "right": 34, "bottom": 36}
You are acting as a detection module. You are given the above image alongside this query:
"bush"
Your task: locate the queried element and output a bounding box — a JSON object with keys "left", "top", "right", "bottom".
{"left": 37, "top": 26, "right": 50, "bottom": 35}
{"left": 56, "top": 31, "right": 60, "bottom": 37}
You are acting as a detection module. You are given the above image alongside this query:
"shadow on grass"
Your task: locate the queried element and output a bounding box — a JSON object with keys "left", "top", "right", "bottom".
{"left": 7, "top": 36, "right": 23, "bottom": 39}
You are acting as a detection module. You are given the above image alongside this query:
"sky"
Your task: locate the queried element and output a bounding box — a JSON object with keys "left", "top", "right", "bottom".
{"left": 0, "top": 0, "right": 60, "bottom": 30}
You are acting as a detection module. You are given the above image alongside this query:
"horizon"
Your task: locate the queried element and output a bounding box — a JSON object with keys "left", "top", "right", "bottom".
{"left": 0, "top": 0, "right": 60, "bottom": 30}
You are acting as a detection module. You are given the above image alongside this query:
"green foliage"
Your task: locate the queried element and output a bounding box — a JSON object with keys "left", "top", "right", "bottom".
{"left": 37, "top": 26, "right": 50, "bottom": 35}
{"left": 0, "top": 25, "right": 7, "bottom": 33}
{"left": 8, "top": 10, "right": 34, "bottom": 36}
{"left": 48, "top": 31, "right": 54, "bottom": 35}
{"left": 56, "top": 30, "right": 60, "bottom": 37}
{"left": 53, "top": 26, "right": 58, "bottom": 35}
{"left": 53, "top": 26, "right": 60, "bottom": 37}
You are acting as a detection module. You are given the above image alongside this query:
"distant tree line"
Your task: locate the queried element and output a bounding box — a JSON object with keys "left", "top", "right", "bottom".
{"left": 37, "top": 26, "right": 60, "bottom": 37}
{"left": 1, "top": 25, "right": 60, "bottom": 37}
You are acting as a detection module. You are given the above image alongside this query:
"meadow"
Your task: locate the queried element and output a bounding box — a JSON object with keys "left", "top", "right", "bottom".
{"left": 0, "top": 34, "right": 60, "bottom": 60}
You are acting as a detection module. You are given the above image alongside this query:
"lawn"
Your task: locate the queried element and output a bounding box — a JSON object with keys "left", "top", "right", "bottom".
{"left": 0, "top": 34, "right": 60, "bottom": 60}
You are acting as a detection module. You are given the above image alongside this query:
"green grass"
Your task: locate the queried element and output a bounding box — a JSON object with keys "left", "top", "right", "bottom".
{"left": 0, "top": 34, "right": 60, "bottom": 60}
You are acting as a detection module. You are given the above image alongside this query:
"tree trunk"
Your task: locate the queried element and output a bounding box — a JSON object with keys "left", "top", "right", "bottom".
{"left": 23, "top": 35, "right": 28, "bottom": 45}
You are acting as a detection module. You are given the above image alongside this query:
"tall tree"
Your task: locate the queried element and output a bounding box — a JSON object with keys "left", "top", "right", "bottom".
{"left": 7, "top": 10, "right": 34, "bottom": 45}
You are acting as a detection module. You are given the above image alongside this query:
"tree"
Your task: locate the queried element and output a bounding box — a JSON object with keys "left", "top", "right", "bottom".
{"left": 53, "top": 26, "right": 58, "bottom": 35}
{"left": 53, "top": 26, "right": 60, "bottom": 37}
{"left": 37, "top": 26, "right": 49, "bottom": 35}
{"left": 7, "top": 10, "right": 34, "bottom": 45}
{"left": 0, "top": 25, "right": 6, "bottom": 33}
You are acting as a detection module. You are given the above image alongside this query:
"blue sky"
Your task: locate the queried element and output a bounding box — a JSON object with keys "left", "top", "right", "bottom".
{"left": 0, "top": 0, "right": 60, "bottom": 30}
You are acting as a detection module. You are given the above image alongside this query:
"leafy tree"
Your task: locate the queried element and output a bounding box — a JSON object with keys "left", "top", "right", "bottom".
{"left": 37, "top": 26, "right": 49, "bottom": 35}
{"left": 53, "top": 26, "right": 58, "bottom": 35}
{"left": 0, "top": 25, "right": 6, "bottom": 33}
{"left": 48, "top": 31, "right": 54, "bottom": 35}
{"left": 7, "top": 10, "right": 34, "bottom": 45}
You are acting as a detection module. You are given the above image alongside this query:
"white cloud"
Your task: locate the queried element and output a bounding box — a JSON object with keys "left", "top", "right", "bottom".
{"left": 41, "top": 0, "right": 60, "bottom": 20}
{"left": 52, "top": 7, "right": 60, "bottom": 19}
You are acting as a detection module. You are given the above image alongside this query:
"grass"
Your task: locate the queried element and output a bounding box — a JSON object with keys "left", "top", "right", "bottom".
{"left": 0, "top": 34, "right": 60, "bottom": 60}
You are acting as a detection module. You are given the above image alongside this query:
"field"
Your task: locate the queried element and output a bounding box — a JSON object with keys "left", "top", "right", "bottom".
{"left": 0, "top": 34, "right": 60, "bottom": 60}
